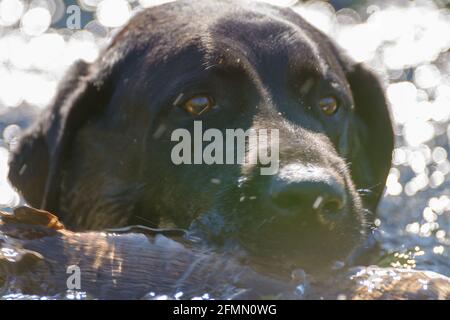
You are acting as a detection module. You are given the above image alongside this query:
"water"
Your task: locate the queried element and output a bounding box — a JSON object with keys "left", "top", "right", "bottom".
{"left": 0, "top": 0, "right": 449, "bottom": 297}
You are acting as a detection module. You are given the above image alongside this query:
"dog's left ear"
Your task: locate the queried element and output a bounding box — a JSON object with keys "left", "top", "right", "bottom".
{"left": 8, "top": 60, "right": 113, "bottom": 213}
{"left": 345, "top": 63, "right": 394, "bottom": 214}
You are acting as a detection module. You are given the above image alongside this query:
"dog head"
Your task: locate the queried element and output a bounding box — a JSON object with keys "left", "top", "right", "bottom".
{"left": 9, "top": 0, "right": 393, "bottom": 270}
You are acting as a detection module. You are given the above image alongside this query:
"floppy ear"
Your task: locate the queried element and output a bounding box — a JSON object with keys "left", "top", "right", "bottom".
{"left": 8, "top": 60, "right": 113, "bottom": 213}
{"left": 346, "top": 63, "right": 394, "bottom": 214}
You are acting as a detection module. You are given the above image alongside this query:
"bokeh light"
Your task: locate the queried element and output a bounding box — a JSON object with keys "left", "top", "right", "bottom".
{"left": 0, "top": 0, "right": 24, "bottom": 26}
{"left": 96, "top": 0, "right": 131, "bottom": 28}
{"left": 21, "top": 6, "right": 52, "bottom": 36}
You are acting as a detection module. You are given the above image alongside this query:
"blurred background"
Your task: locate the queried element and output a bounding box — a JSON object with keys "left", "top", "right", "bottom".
{"left": 0, "top": 0, "right": 449, "bottom": 277}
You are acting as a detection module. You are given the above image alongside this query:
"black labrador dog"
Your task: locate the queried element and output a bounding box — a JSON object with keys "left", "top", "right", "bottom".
{"left": 8, "top": 0, "right": 393, "bottom": 270}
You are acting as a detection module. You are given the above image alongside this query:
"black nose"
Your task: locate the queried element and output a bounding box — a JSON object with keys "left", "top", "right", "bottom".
{"left": 270, "top": 166, "right": 347, "bottom": 217}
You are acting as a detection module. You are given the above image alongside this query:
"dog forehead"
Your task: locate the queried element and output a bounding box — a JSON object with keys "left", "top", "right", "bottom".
{"left": 141, "top": 2, "right": 319, "bottom": 57}
{"left": 208, "top": 16, "right": 325, "bottom": 72}
{"left": 105, "top": 0, "right": 345, "bottom": 96}
{"left": 110, "top": 1, "right": 328, "bottom": 73}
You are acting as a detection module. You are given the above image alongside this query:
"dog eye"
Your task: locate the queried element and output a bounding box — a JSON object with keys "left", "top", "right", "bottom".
{"left": 319, "top": 96, "right": 339, "bottom": 116}
{"left": 182, "top": 95, "right": 215, "bottom": 116}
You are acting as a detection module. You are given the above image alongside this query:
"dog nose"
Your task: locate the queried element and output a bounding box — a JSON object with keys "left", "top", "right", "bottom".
{"left": 270, "top": 165, "right": 346, "bottom": 217}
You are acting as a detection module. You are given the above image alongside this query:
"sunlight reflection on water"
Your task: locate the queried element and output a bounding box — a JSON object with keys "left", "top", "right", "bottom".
{"left": 0, "top": 0, "right": 449, "bottom": 278}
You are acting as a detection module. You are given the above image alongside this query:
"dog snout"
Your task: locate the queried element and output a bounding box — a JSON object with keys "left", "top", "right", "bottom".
{"left": 270, "top": 164, "right": 347, "bottom": 220}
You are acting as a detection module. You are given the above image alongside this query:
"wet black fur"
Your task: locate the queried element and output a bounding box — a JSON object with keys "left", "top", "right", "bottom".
{"left": 8, "top": 0, "right": 393, "bottom": 269}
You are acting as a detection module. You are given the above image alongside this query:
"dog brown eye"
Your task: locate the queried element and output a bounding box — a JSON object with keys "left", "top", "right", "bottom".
{"left": 182, "top": 95, "right": 215, "bottom": 116}
{"left": 319, "top": 96, "right": 338, "bottom": 116}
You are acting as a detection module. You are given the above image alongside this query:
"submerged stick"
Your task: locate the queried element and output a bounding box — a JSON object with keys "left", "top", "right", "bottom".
{"left": 0, "top": 206, "right": 449, "bottom": 300}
